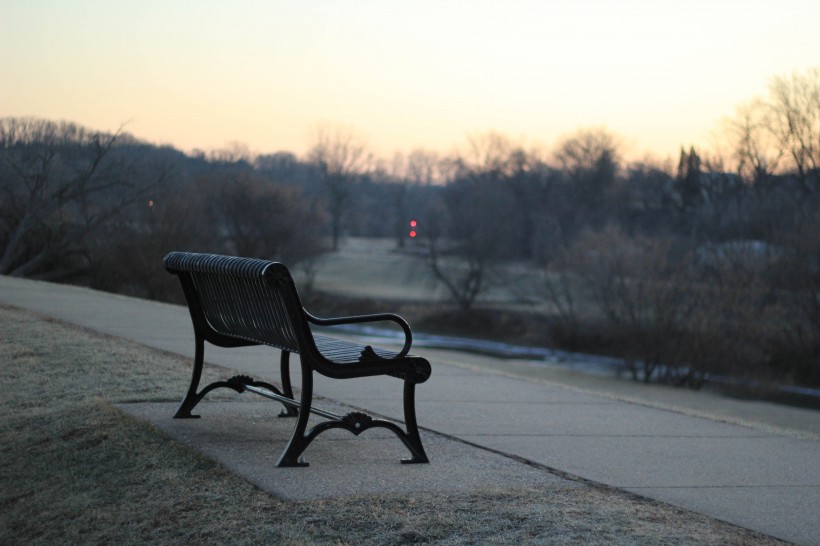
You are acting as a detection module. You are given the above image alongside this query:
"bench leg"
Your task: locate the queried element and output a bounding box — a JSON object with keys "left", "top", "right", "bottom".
{"left": 276, "top": 360, "right": 314, "bottom": 467}
{"left": 401, "top": 379, "right": 429, "bottom": 464}
{"left": 175, "top": 335, "right": 205, "bottom": 418}
{"left": 275, "top": 357, "right": 430, "bottom": 466}
{"left": 278, "top": 351, "right": 299, "bottom": 418}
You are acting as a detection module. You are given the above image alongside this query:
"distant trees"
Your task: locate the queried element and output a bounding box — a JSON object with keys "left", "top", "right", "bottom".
{"left": 724, "top": 102, "right": 781, "bottom": 186}
{"left": 401, "top": 100, "right": 819, "bottom": 389}
{"left": 553, "top": 127, "right": 620, "bottom": 232}
{"left": 555, "top": 229, "right": 775, "bottom": 387}
{"left": 723, "top": 68, "right": 820, "bottom": 193}
{"left": 419, "top": 130, "right": 621, "bottom": 310}
{"left": 767, "top": 209, "right": 820, "bottom": 386}
{"left": 0, "top": 117, "right": 327, "bottom": 299}
{"left": 89, "top": 191, "right": 204, "bottom": 301}
{"left": 307, "top": 124, "right": 371, "bottom": 251}
{"left": 380, "top": 149, "right": 441, "bottom": 249}
{"left": 0, "top": 118, "right": 164, "bottom": 279}
{"left": 425, "top": 175, "right": 516, "bottom": 310}
{"left": 3, "top": 66, "right": 817, "bottom": 391}
{"left": 201, "top": 170, "right": 326, "bottom": 263}
{"left": 768, "top": 68, "right": 820, "bottom": 193}
{"left": 96, "top": 164, "right": 328, "bottom": 301}
{"left": 675, "top": 146, "right": 703, "bottom": 233}
{"left": 421, "top": 133, "right": 534, "bottom": 310}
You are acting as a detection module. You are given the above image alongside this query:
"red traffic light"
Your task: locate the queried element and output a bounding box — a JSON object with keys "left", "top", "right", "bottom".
{"left": 409, "top": 219, "right": 417, "bottom": 238}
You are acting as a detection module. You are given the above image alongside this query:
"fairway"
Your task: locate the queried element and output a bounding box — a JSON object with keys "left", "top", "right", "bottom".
{"left": 305, "top": 237, "right": 445, "bottom": 302}
{"left": 303, "top": 237, "right": 543, "bottom": 306}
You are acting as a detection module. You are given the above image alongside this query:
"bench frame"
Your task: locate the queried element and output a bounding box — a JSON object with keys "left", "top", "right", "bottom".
{"left": 164, "top": 251, "right": 431, "bottom": 467}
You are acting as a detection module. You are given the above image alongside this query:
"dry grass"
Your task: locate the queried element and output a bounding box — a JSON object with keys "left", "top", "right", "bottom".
{"left": 0, "top": 304, "right": 784, "bottom": 545}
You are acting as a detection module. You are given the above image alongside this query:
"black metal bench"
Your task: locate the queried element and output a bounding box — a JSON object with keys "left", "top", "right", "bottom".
{"left": 164, "top": 251, "right": 431, "bottom": 467}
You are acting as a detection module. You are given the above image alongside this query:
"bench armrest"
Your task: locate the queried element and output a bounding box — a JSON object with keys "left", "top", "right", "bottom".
{"left": 305, "top": 310, "right": 413, "bottom": 358}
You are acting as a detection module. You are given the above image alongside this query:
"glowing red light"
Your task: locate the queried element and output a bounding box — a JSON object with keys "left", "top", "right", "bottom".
{"left": 409, "top": 230, "right": 417, "bottom": 238}
{"left": 410, "top": 220, "right": 417, "bottom": 227}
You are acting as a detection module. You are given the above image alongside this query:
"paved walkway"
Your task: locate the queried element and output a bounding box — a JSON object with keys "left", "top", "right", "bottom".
{"left": 2, "top": 276, "right": 818, "bottom": 545}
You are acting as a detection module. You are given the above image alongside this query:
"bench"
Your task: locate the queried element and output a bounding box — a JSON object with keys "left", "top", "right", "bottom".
{"left": 164, "top": 251, "right": 431, "bottom": 467}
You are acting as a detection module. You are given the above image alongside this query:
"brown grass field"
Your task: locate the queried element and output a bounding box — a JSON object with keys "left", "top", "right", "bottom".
{"left": 0, "top": 304, "right": 784, "bottom": 545}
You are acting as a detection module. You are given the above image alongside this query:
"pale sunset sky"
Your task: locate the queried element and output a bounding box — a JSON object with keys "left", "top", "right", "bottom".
{"left": 1, "top": 0, "right": 818, "bottom": 161}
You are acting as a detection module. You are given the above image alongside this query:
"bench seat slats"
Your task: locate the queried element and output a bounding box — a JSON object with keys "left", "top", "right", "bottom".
{"left": 313, "top": 334, "right": 399, "bottom": 363}
{"left": 190, "top": 272, "right": 403, "bottom": 364}
{"left": 192, "top": 273, "right": 300, "bottom": 353}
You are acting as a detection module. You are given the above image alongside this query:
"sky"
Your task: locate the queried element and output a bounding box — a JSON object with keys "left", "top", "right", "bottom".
{"left": 1, "top": 0, "right": 818, "bottom": 162}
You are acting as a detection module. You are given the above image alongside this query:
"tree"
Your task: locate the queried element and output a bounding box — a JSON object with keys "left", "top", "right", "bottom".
{"left": 0, "top": 117, "right": 162, "bottom": 279}
{"left": 675, "top": 146, "right": 703, "bottom": 233}
{"left": 448, "top": 131, "right": 521, "bottom": 181}
{"left": 381, "top": 149, "right": 441, "bottom": 248}
{"left": 769, "top": 207, "right": 820, "bottom": 386}
{"left": 567, "top": 228, "right": 771, "bottom": 388}
{"left": 721, "top": 68, "right": 820, "bottom": 193}
{"left": 619, "top": 160, "right": 677, "bottom": 235}
{"left": 768, "top": 68, "right": 820, "bottom": 193}
{"left": 88, "top": 190, "right": 205, "bottom": 302}
{"left": 202, "top": 170, "right": 326, "bottom": 264}
{"left": 306, "top": 124, "right": 371, "bottom": 250}
{"left": 418, "top": 134, "right": 513, "bottom": 310}
{"left": 723, "top": 101, "right": 783, "bottom": 186}
{"left": 553, "top": 127, "right": 621, "bottom": 231}
{"left": 424, "top": 174, "right": 519, "bottom": 311}
{"left": 207, "top": 140, "right": 255, "bottom": 164}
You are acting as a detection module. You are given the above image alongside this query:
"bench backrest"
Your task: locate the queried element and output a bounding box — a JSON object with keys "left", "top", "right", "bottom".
{"left": 164, "top": 251, "right": 310, "bottom": 354}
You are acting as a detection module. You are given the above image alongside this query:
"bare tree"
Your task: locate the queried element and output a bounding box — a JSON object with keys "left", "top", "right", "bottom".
{"left": 540, "top": 260, "right": 585, "bottom": 348}
{"left": 383, "top": 149, "right": 441, "bottom": 248}
{"left": 422, "top": 135, "right": 555, "bottom": 309}
{"left": 376, "top": 152, "right": 411, "bottom": 249}
{"left": 564, "top": 227, "right": 776, "bottom": 387}
{"left": 767, "top": 68, "right": 820, "bottom": 193}
{"left": 423, "top": 174, "right": 517, "bottom": 310}
{"left": 723, "top": 100, "right": 784, "bottom": 185}
{"left": 0, "top": 117, "right": 161, "bottom": 278}
{"left": 88, "top": 191, "right": 205, "bottom": 301}
{"left": 207, "top": 140, "right": 255, "bottom": 164}
{"left": 553, "top": 127, "right": 621, "bottom": 231}
{"left": 721, "top": 68, "right": 820, "bottom": 193}
{"left": 306, "top": 124, "right": 371, "bottom": 250}
{"left": 202, "top": 170, "right": 326, "bottom": 263}
{"left": 406, "top": 148, "right": 441, "bottom": 186}
{"left": 769, "top": 208, "right": 820, "bottom": 386}
{"left": 452, "top": 131, "right": 532, "bottom": 182}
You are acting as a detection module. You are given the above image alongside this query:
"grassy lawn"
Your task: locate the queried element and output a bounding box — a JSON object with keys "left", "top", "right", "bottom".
{"left": 0, "top": 304, "right": 783, "bottom": 545}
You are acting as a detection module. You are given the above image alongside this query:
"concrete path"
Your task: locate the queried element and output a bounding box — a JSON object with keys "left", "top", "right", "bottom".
{"left": 116, "top": 400, "right": 581, "bottom": 501}
{"left": 2, "top": 276, "right": 818, "bottom": 545}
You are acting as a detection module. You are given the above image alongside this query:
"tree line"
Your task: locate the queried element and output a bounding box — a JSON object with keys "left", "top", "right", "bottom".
{"left": 1, "top": 68, "right": 818, "bottom": 390}
{"left": 419, "top": 69, "right": 819, "bottom": 390}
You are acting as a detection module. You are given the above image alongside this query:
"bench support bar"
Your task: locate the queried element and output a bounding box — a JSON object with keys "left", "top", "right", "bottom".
{"left": 243, "top": 383, "right": 428, "bottom": 466}
{"left": 242, "top": 367, "right": 428, "bottom": 467}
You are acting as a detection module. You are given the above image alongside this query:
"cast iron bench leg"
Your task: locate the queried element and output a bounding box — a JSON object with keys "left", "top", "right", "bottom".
{"left": 273, "top": 361, "right": 430, "bottom": 466}
{"left": 278, "top": 351, "right": 299, "bottom": 418}
{"left": 175, "top": 334, "right": 205, "bottom": 418}
{"left": 276, "top": 358, "right": 314, "bottom": 466}
{"left": 401, "top": 379, "right": 429, "bottom": 464}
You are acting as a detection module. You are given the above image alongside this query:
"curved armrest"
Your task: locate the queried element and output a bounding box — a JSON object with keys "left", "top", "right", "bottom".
{"left": 305, "top": 310, "right": 413, "bottom": 358}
